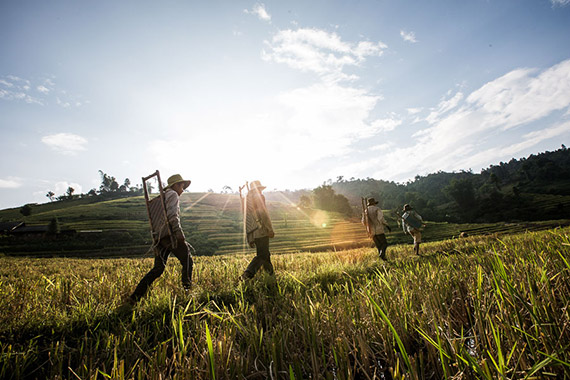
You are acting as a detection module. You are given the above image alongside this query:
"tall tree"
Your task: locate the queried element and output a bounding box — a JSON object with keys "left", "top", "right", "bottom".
{"left": 66, "top": 187, "right": 75, "bottom": 199}
{"left": 48, "top": 217, "right": 60, "bottom": 235}
{"left": 312, "top": 185, "right": 352, "bottom": 216}
{"left": 444, "top": 178, "right": 476, "bottom": 209}
{"left": 20, "top": 204, "right": 32, "bottom": 217}
{"left": 298, "top": 195, "right": 312, "bottom": 209}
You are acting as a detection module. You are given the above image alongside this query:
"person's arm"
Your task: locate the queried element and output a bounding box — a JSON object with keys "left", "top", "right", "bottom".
{"left": 378, "top": 208, "right": 391, "bottom": 232}
{"left": 165, "top": 190, "right": 184, "bottom": 240}
{"left": 376, "top": 208, "right": 385, "bottom": 225}
{"left": 256, "top": 195, "right": 274, "bottom": 237}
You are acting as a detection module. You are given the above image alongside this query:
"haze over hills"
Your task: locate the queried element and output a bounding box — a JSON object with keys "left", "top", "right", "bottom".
{"left": 1, "top": 147, "right": 569, "bottom": 257}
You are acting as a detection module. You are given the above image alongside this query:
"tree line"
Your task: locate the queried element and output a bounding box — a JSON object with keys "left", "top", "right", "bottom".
{"left": 44, "top": 170, "right": 148, "bottom": 203}
{"left": 329, "top": 145, "right": 570, "bottom": 223}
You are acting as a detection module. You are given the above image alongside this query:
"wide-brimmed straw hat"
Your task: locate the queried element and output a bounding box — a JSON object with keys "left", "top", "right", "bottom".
{"left": 249, "top": 180, "right": 266, "bottom": 191}
{"left": 165, "top": 174, "right": 191, "bottom": 190}
{"left": 367, "top": 198, "right": 379, "bottom": 206}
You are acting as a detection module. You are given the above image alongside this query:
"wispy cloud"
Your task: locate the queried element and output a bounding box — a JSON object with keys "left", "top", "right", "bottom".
{"left": 465, "top": 61, "right": 570, "bottom": 130}
{"left": 453, "top": 121, "right": 570, "bottom": 170}
{"left": 400, "top": 30, "right": 417, "bottom": 43}
{"left": 41, "top": 133, "right": 88, "bottom": 155}
{"left": 147, "top": 81, "right": 391, "bottom": 190}
{"left": 262, "top": 28, "right": 387, "bottom": 83}
{"left": 37, "top": 85, "right": 50, "bottom": 94}
{"left": 244, "top": 3, "right": 271, "bottom": 22}
{"left": 0, "top": 75, "right": 83, "bottom": 107}
{"left": 54, "top": 181, "right": 83, "bottom": 195}
{"left": 551, "top": 0, "right": 570, "bottom": 7}
{"left": 241, "top": 26, "right": 392, "bottom": 185}
{"left": 0, "top": 177, "right": 22, "bottom": 189}
{"left": 370, "top": 143, "right": 393, "bottom": 151}
{"left": 425, "top": 91, "right": 464, "bottom": 124}
{"left": 370, "top": 117, "right": 402, "bottom": 132}
{"left": 0, "top": 75, "right": 42, "bottom": 104}
{"left": 341, "top": 59, "right": 570, "bottom": 181}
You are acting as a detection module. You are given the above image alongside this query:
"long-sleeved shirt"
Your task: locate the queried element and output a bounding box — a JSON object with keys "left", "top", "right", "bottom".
{"left": 160, "top": 188, "right": 184, "bottom": 240}
{"left": 245, "top": 191, "right": 274, "bottom": 243}
{"left": 362, "top": 205, "right": 387, "bottom": 235}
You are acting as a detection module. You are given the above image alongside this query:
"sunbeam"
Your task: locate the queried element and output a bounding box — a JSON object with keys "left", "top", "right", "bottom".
{"left": 183, "top": 192, "right": 211, "bottom": 211}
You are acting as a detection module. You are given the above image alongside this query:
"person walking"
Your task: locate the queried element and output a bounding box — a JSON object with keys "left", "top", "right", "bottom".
{"left": 401, "top": 204, "right": 425, "bottom": 256}
{"left": 362, "top": 198, "right": 391, "bottom": 260}
{"left": 130, "top": 174, "right": 193, "bottom": 302}
{"left": 241, "top": 180, "right": 275, "bottom": 280}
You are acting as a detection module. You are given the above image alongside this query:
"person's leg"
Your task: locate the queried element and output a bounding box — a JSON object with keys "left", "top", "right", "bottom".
{"left": 373, "top": 234, "right": 388, "bottom": 260}
{"left": 130, "top": 245, "right": 169, "bottom": 301}
{"left": 378, "top": 234, "right": 388, "bottom": 260}
{"left": 171, "top": 241, "right": 193, "bottom": 289}
{"left": 413, "top": 230, "right": 421, "bottom": 255}
{"left": 372, "top": 234, "right": 382, "bottom": 258}
{"left": 243, "top": 236, "right": 272, "bottom": 278}
{"left": 256, "top": 236, "right": 274, "bottom": 275}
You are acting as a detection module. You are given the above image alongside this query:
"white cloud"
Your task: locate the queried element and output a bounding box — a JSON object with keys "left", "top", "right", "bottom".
{"left": 54, "top": 181, "right": 83, "bottom": 196}
{"left": 370, "top": 143, "right": 393, "bottom": 151}
{"left": 42, "top": 133, "right": 88, "bottom": 155}
{"left": 37, "top": 85, "right": 50, "bottom": 94}
{"left": 0, "top": 83, "right": 44, "bottom": 104}
{"left": 0, "top": 178, "right": 22, "bottom": 189}
{"left": 262, "top": 28, "right": 387, "bottom": 82}
{"left": 370, "top": 117, "right": 402, "bottom": 132}
{"left": 466, "top": 60, "right": 570, "bottom": 130}
{"left": 0, "top": 79, "right": 14, "bottom": 88}
{"left": 551, "top": 0, "right": 570, "bottom": 6}
{"left": 343, "top": 59, "right": 570, "bottom": 181}
{"left": 147, "top": 81, "right": 387, "bottom": 190}
{"left": 453, "top": 121, "right": 570, "bottom": 170}
{"left": 400, "top": 30, "right": 417, "bottom": 43}
{"left": 245, "top": 3, "right": 271, "bottom": 22}
{"left": 0, "top": 75, "right": 83, "bottom": 107}
{"left": 425, "top": 92, "right": 464, "bottom": 124}
{"left": 56, "top": 97, "right": 71, "bottom": 108}
{"left": 407, "top": 107, "right": 422, "bottom": 115}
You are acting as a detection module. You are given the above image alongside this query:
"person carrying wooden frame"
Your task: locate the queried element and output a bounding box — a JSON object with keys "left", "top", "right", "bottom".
{"left": 129, "top": 171, "right": 194, "bottom": 302}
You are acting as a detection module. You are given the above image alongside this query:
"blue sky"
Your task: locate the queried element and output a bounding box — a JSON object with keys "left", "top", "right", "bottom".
{"left": 1, "top": 0, "right": 570, "bottom": 209}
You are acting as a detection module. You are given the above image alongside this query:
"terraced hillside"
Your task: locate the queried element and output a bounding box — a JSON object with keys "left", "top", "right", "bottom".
{"left": 180, "top": 192, "right": 372, "bottom": 255}
{"left": 1, "top": 193, "right": 569, "bottom": 256}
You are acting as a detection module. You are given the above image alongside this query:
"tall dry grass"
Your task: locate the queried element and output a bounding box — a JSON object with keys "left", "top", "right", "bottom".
{"left": 0, "top": 228, "right": 569, "bottom": 379}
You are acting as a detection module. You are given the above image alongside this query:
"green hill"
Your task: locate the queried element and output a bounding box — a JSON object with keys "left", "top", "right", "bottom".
{"left": 331, "top": 146, "right": 570, "bottom": 223}
{"left": 1, "top": 192, "right": 569, "bottom": 257}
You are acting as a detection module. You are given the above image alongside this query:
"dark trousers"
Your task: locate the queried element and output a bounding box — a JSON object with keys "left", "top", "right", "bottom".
{"left": 373, "top": 233, "right": 388, "bottom": 259}
{"left": 131, "top": 238, "right": 193, "bottom": 301}
{"left": 244, "top": 236, "right": 274, "bottom": 278}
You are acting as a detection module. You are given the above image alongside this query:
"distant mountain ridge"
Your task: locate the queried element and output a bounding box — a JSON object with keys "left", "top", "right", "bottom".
{"left": 330, "top": 146, "right": 570, "bottom": 223}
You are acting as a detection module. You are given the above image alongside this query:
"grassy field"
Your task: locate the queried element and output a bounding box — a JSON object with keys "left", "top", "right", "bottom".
{"left": 0, "top": 227, "right": 569, "bottom": 379}
{"left": 2, "top": 193, "right": 569, "bottom": 257}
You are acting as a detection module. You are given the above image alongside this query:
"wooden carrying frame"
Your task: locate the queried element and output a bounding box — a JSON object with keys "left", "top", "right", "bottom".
{"left": 361, "top": 197, "right": 371, "bottom": 238}
{"left": 142, "top": 170, "right": 176, "bottom": 249}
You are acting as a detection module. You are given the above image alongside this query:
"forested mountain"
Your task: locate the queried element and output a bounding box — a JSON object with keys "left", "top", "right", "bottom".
{"left": 331, "top": 146, "right": 570, "bottom": 223}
